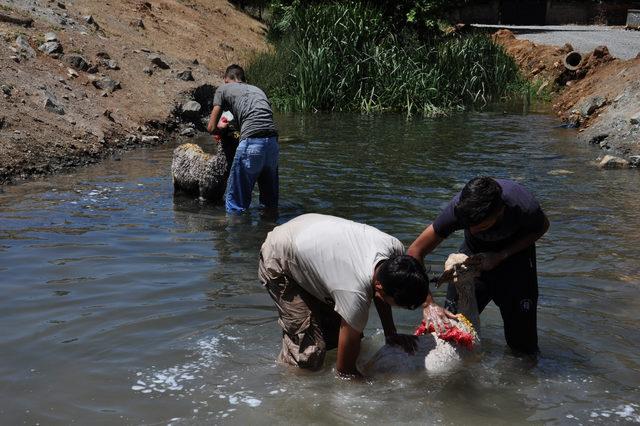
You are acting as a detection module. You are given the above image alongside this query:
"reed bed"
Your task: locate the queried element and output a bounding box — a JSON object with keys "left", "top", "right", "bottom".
{"left": 248, "top": 2, "right": 526, "bottom": 115}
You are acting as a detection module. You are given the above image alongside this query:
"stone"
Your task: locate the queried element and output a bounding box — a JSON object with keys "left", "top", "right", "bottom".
{"left": 593, "top": 45, "right": 610, "bottom": 59}
{"left": 103, "top": 109, "right": 115, "bottom": 122}
{"left": 44, "top": 32, "right": 58, "bottom": 42}
{"left": 192, "top": 59, "right": 199, "bottom": 65}
{"left": 177, "top": 70, "right": 194, "bottom": 81}
{"left": 67, "top": 68, "right": 79, "bottom": 78}
{"left": 141, "top": 135, "right": 160, "bottom": 143}
{"left": 15, "top": 35, "right": 35, "bottom": 58}
{"left": 598, "top": 155, "right": 630, "bottom": 169}
{"left": 580, "top": 96, "right": 606, "bottom": 117}
{"left": 149, "top": 55, "right": 170, "bottom": 69}
{"left": 44, "top": 95, "right": 65, "bottom": 115}
{"left": 180, "top": 127, "right": 196, "bottom": 137}
{"left": 96, "top": 52, "right": 111, "bottom": 59}
{"left": 630, "top": 112, "right": 640, "bottom": 125}
{"left": 84, "top": 15, "right": 95, "bottom": 24}
{"left": 102, "top": 59, "right": 120, "bottom": 70}
{"left": 181, "top": 100, "right": 202, "bottom": 119}
{"left": 629, "top": 156, "right": 640, "bottom": 168}
{"left": 92, "top": 76, "right": 121, "bottom": 93}
{"left": 66, "top": 54, "right": 90, "bottom": 71}
{"left": 143, "top": 66, "right": 153, "bottom": 76}
{"left": 1, "top": 85, "right": 13, "bottom": 96}
{"left": 38, "top": 41, "right": 63, "bottom": 56}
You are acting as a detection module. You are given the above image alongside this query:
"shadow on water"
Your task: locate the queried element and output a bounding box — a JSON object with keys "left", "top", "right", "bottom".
{"left": 0, "top": 108, "right": 639, "bottom": 424}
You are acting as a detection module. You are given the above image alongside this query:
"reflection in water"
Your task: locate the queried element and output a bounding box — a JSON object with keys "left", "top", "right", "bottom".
{"left": 0, "top": 109, "right": 639, "bottom": 424}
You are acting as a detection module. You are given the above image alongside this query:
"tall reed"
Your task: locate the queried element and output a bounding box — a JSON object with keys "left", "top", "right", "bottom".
{"left": 247, "top": 2, "right": 526, "bottom": 114}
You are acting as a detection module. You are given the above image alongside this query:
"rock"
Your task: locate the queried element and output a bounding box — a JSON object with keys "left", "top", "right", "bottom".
{"left": 38, "top": 41, "right": 63, "bottom": 56}
{"left": 598, "top": 155, "right": 629, "bottom": 169}
{"left": 44, "top": 95, "right": 65, "bottom": 115}
{"left": 92, "top": 76, "right": 121, "bottom": 93}
{"left": 15, "top": 35, "right": 35, "bottom": 58}
{"left": 177, "top": 70, "right": 194, "bottom": 81}
{"left": 141, "top": 135, "right": 160, "bottom": 143}
{"left": 84, "top": 15, "right": 95, "bottom": 24}
{"left": 630, "top": 112, "right": 640, "bottom": 125}
{"left": 180, "top": 127, "right": 196, "bottom": 137}
{"left": 44, "top": 32, "right": 58, "bottom": 42}
{"left": 131, "top": 19, "right": 145, "bottom": 28}
{"left": 192, "top": 59, "right": 199, "bottom": 65}
{"left": 96, "top": 52, "right": 111, "bottom": 59}
{"left": 67, "top": 68, "right": 79, "bottom": 79}
{"left": 181, "top": 100, "right": 202, "bottom": 119}
{"left": 143, "top": 66, "right": 153, "bottom": 76}
{"left": 66, "top": 54, "right": 90, "bottom": 71}
{"left": 593, "top": 46, "right": 610, "bottom": 59}
{"left": 579, "top": 96, "right": 606, "bottom": 117}
{"left": 57, "top": 2, "right": 66, "bottom": 9}
{"left": 102, "top": 59, "right": 120, "bottom": 70}
{"left": 149, "top": 55, "right": 170, "bottom": 69}
{"left": 103, "top": 109, "right": 115, "bottom": 122}
{"left": 629, "top": 156, "right": 640, "bottom": 168}
{"left": 1, "top": 85, "right": 12, "bottom": 96}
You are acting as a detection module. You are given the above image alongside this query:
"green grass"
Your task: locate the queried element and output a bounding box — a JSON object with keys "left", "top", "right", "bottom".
{"left": 248, "top": 2, "right": 529, "bottom": 115}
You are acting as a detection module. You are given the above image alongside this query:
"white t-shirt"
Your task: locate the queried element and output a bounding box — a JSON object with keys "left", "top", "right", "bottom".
{"left": 260, "top": 213, "right": 405, "bottom": 332}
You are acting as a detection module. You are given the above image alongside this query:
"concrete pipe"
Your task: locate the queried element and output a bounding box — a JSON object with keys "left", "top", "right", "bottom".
{"left": 563, "top": 51, "right": 582, "bottom": 71}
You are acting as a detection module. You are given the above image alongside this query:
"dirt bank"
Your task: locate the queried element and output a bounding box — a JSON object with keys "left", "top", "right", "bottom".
{"left": 494, "top": 29, "right": 640, "bottom": 168}
{"left": 0, "top": 0, "right": 269, "bottom": 184}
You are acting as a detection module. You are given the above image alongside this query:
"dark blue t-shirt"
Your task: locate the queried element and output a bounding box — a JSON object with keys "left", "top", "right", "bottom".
{"left": 432, "top": 179, "right": 545, "bottom": 253}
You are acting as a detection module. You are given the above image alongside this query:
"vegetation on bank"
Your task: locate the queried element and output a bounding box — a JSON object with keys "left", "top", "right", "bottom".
{"left": 246, "top": 1, "right": 528, "bottom": 115}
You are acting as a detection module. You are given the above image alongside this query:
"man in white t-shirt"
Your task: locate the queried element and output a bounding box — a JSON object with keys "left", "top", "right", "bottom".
{"left": 259, "top": 213, "right": 431, "bottom": 377}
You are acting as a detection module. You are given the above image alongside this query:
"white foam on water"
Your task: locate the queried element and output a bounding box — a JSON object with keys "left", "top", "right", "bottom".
{"left": 132, "top": 336, "right": 228, "bottom": 395}
{"left": 587, "top": 403, "right": 640, "bottom": 423}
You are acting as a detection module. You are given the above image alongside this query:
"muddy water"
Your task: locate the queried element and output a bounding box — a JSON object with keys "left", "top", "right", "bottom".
{"left": 1, "top": 109, "right": 639, "bottom": 425}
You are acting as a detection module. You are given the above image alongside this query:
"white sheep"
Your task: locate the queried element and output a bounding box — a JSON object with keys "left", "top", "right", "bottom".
{"left": 360, "top": 253, "right": 481, "bottom": 376}
{"left": 171, "top": 142, "right": 230, "bottom": 201}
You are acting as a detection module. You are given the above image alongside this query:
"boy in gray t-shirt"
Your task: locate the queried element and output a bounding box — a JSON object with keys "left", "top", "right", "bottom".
{"left": 207, "top": 64, "right": 279, "bottom": 213}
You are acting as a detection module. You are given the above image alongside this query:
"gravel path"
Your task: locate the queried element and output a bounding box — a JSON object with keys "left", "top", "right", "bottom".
{"left": 475, "top": 24, "right": 640, "bottom": 60}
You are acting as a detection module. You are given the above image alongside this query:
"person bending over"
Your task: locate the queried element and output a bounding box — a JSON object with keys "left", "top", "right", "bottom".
{"left": 409, "top": 177, "right": 549, "bottom": 355}
{"left": 259, "top": 213, "right": 430, "bottom": 377}
{"left": 207, "top": 64, "right": 279, "bottom": 214}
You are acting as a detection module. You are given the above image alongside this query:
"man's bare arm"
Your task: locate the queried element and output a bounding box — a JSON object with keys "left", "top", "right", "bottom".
{"left": 407, "top": 224, "right": 444, "bottom": 263}
{"left": 207, "top": 105, "right": 222, "bottom": 133}
{"left": 336, "top": 319, "right": 363, "bottom": 378}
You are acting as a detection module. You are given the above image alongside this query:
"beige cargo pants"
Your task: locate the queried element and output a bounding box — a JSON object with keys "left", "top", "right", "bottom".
{"left": 259, "top": 255, "right": 341, "bottom": 371}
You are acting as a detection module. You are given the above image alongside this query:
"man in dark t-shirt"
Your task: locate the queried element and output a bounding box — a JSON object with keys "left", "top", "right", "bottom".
{"left": 408, "top": 176, "right": 550, "bottom": 355}
{"left": 207, "top": 64, "right": 279, "bottom": 214}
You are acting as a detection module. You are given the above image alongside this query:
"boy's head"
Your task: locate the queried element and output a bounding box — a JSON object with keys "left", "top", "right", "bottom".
{"left": 374, "top": 255, "right": 429, "bottom": 310}
{"left": 454, "top": 176, "right": 505, "bottom": 234}
{"left": 224, "top": 64, "right": 246, "bottom": 83}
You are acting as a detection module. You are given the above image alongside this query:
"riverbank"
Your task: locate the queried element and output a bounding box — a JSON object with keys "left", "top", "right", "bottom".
{"left": 494, "top": 28, "right": 640, "bottom": 168}
{"left": 0, "top": 0, "right": 268, "bottom": 184}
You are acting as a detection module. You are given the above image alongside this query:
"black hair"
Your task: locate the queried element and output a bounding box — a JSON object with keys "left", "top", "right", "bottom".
{"left": 377, "top": 255, "right": 429, "bottom": 310}
{"left": 454, "top": 176, "right": 504, "bottom": 227}
{"left": 224, "top": 64, "right": 246, "bottom": 82}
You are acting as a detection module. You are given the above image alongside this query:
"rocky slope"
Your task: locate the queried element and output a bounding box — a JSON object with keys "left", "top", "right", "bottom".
{"left": 494, "top": 29, "right": 640, "bottom": 169}
{"left": 0, "top": 0, "right": 269, "bottom": 184}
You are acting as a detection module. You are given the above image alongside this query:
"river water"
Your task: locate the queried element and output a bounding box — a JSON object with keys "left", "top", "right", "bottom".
{"left": 1, "top": 109, "right": 639, "bottom": 425}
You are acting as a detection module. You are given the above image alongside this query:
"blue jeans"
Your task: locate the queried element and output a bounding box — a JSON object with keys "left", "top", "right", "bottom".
{"left": 225, "top": 136, "right": 279, "bottom": 213}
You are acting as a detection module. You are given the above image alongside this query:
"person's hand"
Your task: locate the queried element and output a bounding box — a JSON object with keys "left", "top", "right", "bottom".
{"left": 213, "top": 133, "right": 222, "bottom": 143}
{"left": 385, "top": 333, "right": 418, "bottom": 354}
{"left": 423, "top": 302, "right": 457, "bottom": 333}
{"left": 472, "top": 252, "right": 507, "bottom": 271}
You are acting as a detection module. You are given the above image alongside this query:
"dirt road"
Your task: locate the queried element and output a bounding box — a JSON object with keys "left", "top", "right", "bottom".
{"left": 476, "top": 24, "right": 640, "bottom": 60}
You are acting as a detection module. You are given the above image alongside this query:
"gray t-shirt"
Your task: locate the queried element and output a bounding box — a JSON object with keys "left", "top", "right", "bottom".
{"left": 260, "top": 213, "right": 405, "bottom": 332}
{"left": 212, "top": 82, "right": 277, "bottom": 140}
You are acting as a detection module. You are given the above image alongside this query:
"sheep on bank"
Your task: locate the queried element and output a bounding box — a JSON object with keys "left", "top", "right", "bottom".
{"left": 360, "top": 253, "right": 482, "bottom": 376}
